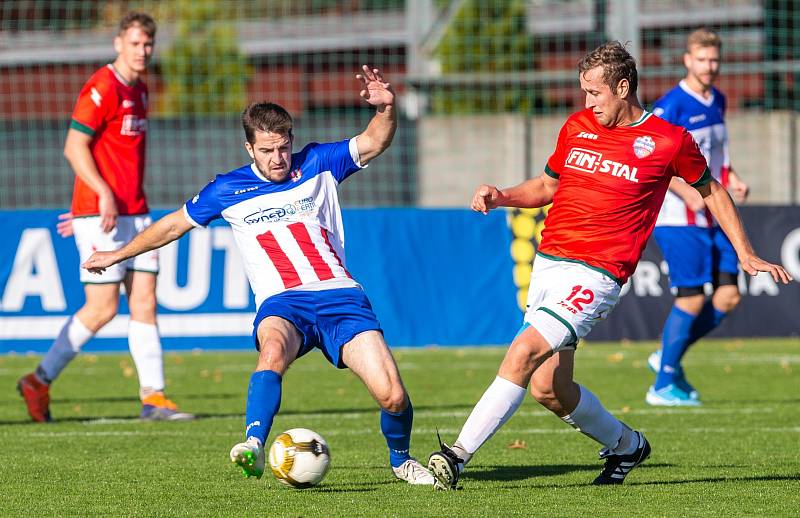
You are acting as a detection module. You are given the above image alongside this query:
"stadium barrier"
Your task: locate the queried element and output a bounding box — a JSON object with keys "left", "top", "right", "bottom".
{"left": 1, "top": 207, "right": 797, "bottom": 353}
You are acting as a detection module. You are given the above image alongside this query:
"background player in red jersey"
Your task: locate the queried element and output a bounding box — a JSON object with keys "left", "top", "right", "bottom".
{"left": 427, "top": 42, "right": 792, "bottom": 490}
{"left": 17, "top": 12, "right": 192, "bottom": 422}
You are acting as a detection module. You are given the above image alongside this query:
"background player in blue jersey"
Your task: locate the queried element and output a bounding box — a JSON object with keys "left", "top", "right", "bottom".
{"left": 648, "top": 28, "right": 751, "bottom": 406}
{"left": 82, "top": 66, "right": 435, "bottom": 485}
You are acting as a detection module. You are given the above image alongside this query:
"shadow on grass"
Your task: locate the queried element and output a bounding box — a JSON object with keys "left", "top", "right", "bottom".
{"left": 626, "top": 473, "right": 800, "bottom": 486}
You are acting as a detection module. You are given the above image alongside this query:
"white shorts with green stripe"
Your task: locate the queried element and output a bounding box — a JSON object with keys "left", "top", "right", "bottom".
{"left": 74, "top": 214, "right": 159, "bottom": 284}
{"left": 523, "top": 254, "right": 621, "bottom": 352}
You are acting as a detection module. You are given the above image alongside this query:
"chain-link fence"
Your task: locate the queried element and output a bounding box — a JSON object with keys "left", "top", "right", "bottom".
{"left": 1, "top": 0, "right": 798, "bottom": 208}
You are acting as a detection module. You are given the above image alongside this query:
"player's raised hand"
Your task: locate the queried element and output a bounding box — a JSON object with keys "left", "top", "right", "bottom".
{"left": 356, "top": 65, "right": 394, "bottom": 107}
{"left": 728, "top": 172, "right": 749, "bottom": 204}
{"left": 56, "top": 212, "right": 74, "bottom": 238}
{"left": 98, "top": 191, "right": 118, "bottom": 233}
{"left": 82, "top": 250, "right": 121, "bottom": 274}
{"left": 471, "top": 184, "right": 504, "bottom": 214}
{"left": 740, "top": 255, "right": 793, "bottom": 284}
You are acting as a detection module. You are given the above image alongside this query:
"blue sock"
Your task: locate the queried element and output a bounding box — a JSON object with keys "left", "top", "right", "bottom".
{"left": 244, "top": 370, "right": 282, "bottom": 445}
{"left": 655, "top": 306, "right": 696, "bottom": 390}
{"left": 688, "top": 300, "right": 727, "bottom": 346}
{"left": 381, "top": 401, "right": 413, "bottom": 468}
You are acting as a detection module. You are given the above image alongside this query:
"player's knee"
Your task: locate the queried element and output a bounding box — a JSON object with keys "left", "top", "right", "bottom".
{"left": 379, "top": 388, "right": 407, "bottom": 413}
{"left": 256, "top": 339, "right": 290, "bottom": 373}
{"left": 717, "top": 291, "right": 741, "bottom": 312}
{"left": 529, "top": 381, "right": 559, "bottom": 412}
{"left": 128, "top": 293, "right": 157, "bottom": 319}
{"left": 80, "top": 302, "right": 119, "bottom": 329}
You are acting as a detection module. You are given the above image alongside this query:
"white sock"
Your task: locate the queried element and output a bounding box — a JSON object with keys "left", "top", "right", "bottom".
{"left": 39, "top": 315, "right": 94, "bottom": 382}
{"left": 561, "top": 384, "right": 635, "bottom": 453}
{"left": 455, "top": 376, "right": 526, "bottom": 461}
{"left": 128, "top": 320, "right": 165, "bottom": 398}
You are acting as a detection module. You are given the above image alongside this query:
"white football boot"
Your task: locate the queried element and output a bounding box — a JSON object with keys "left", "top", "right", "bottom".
{"left": 230, "top": 438, "right": 265, "bottom": 479}
{"left": 392, "top": 458, "right": 435, "bottom": 485}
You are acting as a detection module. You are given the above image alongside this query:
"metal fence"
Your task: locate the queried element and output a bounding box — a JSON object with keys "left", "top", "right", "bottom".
{"left": 1, "top": 0, "right": 798, "bottom": 208}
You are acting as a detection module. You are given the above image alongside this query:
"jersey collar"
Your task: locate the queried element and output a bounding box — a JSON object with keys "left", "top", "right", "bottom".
{"left": 250, "top": 163, "right": 271, "bottom": 183}
{"left": 107, "top": 64, "right": 137, "bottom": 88}
{"left": 679, "top": 79, "right": 715, "bottom": 107}
{"left": 626, "top": 110, "right": 652, "bottom": 127}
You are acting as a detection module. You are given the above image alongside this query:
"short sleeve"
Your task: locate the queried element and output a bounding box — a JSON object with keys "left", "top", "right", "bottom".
{"left": 312, "top": 139, "right": 361, "bottom": 183}
{"left": 544, "top": 121, "right": 571, "bottom": 179}
{"left": 70, "top": 76, "right": 115, "bottom": 136}
{"left": 652, "top": 96, "right": 676, "bottom": 124}
{"left": 672, "top": 129, "right": 710, "bottom": 186}
{"left": 184, "top": 177, "right": 223, "bottom": 227}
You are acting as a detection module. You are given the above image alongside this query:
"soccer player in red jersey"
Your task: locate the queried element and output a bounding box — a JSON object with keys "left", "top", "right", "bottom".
{"left": 428, "top": 42, "right": 792, "bottom": 489}
{"left": 17, "top": 12, "right": 192, "bottom": 422}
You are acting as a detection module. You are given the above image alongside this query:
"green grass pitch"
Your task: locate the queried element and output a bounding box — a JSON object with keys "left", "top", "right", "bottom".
{"left": 1, "top": 339, "right": 798, "bottom": 516}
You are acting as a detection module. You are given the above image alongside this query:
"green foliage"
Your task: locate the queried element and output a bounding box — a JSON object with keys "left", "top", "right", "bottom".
{"left": 158, "top": 0, "right": 250, "bottom": 116}
{"left": 432, "top": 0, "right": 539, "bottom": 114}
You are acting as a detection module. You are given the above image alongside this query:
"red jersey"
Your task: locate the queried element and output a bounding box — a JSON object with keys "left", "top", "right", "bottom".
{"left": 538, "top": 108, "right": 710, "bottom": 283}
{"left": 69, "top": 64, "right": 149, "bottom": 216}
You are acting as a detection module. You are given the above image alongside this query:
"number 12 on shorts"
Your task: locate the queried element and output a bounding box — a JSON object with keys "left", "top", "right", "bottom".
{"left": 558, "top": 285, "right": 595, "bottom": 315}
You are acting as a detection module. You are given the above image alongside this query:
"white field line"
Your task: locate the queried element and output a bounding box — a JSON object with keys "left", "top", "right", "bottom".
{"left": 14, "top": 426, "right": 800, "bottom": 439}
{"left": 4, "top": 352, "right": 795, "bottom": 376}
{"left": 0, "top": 404, "right": 779, "bottom": 429}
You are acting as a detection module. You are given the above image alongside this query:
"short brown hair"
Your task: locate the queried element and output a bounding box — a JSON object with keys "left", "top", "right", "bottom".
{"left": 578, "top": 41, "right": 638, "bottom": 94}
{"left": 242, "top": 102, "right": 293, "bottom": 144}
{"left": 686, "top": 27, "right": 721, "bottom": 51}
{"left": 119, "top": 12, "right": 156, "bottom": 37}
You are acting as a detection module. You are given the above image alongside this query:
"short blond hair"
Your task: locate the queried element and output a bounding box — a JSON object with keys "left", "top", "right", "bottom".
{"left": 686, "top": 28, "right": 721, "bottom": 52}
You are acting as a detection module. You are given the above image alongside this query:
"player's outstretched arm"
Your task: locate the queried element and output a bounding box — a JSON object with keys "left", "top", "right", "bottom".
{"left": 471, "top": 173, "right": 559, "bottom": 214}
{"left": 354, "top": 65, "right": 396, "bottom": 166}
{"left": 697, "top": 179, "right": 792, "bottom": 283}
{"left": 82, "top": 208, "right": 194, "bottom": 274}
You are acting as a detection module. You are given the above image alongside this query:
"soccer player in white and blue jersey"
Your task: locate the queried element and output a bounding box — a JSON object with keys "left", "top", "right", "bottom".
{"left": 82, "top": 66, "right": 435, "bottom": 485}
{"left": 648, "top": 29, "right": 750, "bottom": 406}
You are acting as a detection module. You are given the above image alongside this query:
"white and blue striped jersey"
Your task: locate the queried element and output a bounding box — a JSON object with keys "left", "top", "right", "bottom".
{"left": 183, "top": 138, "right": 363, "bottom": 307}
{"left": 653, "top": 80, "right": 730, "bottom": 227}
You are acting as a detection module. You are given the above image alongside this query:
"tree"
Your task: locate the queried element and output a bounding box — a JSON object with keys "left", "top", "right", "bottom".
{"left": 159, "top": 0, "right": 250, "bottom": 116}
{"left": 432, "top": 0, "right": 538, "bottom": 114}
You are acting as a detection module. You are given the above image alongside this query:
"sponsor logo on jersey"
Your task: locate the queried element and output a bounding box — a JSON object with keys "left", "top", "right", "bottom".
{"left": 192, "top": 194, "right": 200, "bottom": 204}
{"left": 565, "top": 147, "right": 640, "bottom": 183}
{"left": 565, "top": 148, "right": 602, "bottom": 173}
{"left": 122, "top": 100, "right": 135, "bottom": 109}
{"left": 243, "top": 196, "right": 315, "bottom": 224}
{"left": 290, "top": 168, "right": 302, "bottom": 182}
{"left": 577, "top": 131, "right": 599, "bottom": 140}
{"left": 633, "top": 136, "right": 655, "bottom": 158}
{"left": 90, "top": 87, "right": 103, "bottom": 107}
{"left": 121, "top": 114, "right": 147, "bottom": 136}
{"left": 234, "top": 186, "right": 259, "bottom": 195}
{"left": 688, "top": 113, "right": 707, "bottom": 124}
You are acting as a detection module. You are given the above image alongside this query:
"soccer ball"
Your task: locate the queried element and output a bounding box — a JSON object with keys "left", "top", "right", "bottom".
{"left": 268, "top": 428, "right": 330, "bottom": 488}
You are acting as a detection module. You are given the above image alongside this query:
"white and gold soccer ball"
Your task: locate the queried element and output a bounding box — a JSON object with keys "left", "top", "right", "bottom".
{"left": 268, "top": 428, "right": 331, "bottom": 488}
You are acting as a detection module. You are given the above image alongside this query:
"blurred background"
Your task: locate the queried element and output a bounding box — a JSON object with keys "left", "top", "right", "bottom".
{"left": 1, "top": 0, "right": 798, "bottom": 209}
{"left": 1, "top": 1, "right": 798, "bottom": 349}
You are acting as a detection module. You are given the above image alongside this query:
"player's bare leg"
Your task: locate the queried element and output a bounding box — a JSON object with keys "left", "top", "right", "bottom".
{"left": 428, "top": 326, "right": 551, "bottom": 489}
{"left": 19, "top": 283, "right": 118, "bottom": 422}
{"left": 125, "top": 271, "right": 192, "bottom": 420}
{"left": 231, "top": 317, "right": 301, "bottom": 479}
{"left": 532, "top": 350, "right": 650, "bottom": 484}
{"left": 343, "top": 331, "right": 434, "bottom": 485}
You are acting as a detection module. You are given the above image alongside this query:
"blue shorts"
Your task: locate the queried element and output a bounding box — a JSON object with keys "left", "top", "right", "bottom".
{"left": 653, "top": 226, "right": 739, "bottom": 289}
{"left": 252, "top": 287, "right": 382, "bottom": 369}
